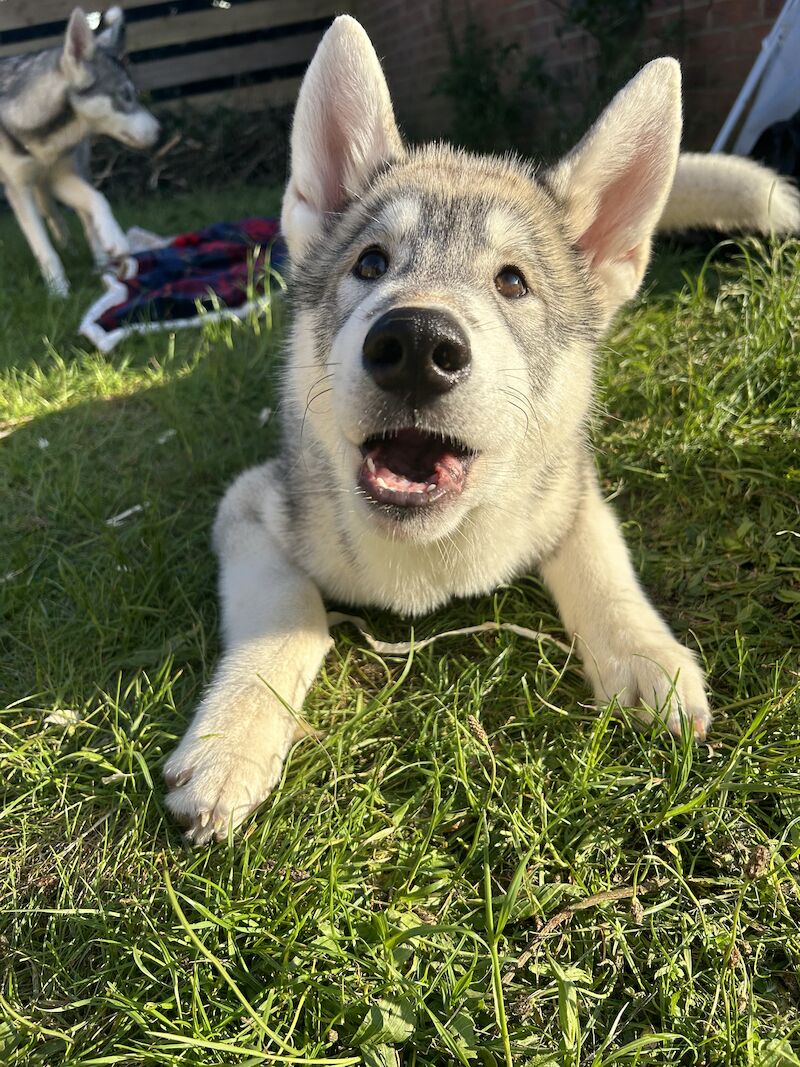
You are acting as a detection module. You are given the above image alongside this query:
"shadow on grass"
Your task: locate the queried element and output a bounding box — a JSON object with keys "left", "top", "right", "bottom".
{"left": 3, "top": 332, "right": 281, "bottom": 699}
{"left": 3, "top": 226, "right": 800, "bottom": 1064}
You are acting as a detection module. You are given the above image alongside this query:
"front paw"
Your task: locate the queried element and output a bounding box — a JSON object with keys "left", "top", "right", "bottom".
{"left": 594, "top": 640, "right": 711, "bottom": 740}
{"left": 46, "top": 271, "right": 70, "bottom": 298}
{"left": 97, "top": 228, "right": 130, "bottom": 263}
{"left": 163, "top": 689, "right": 299, "bottom": 845}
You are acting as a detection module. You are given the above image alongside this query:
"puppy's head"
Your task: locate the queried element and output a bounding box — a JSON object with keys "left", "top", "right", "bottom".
{"left": 281, "top": 17, "right": 681, "bottom": 544}
{"left": 62, "top": 7, "right": 160, "bottom": 150}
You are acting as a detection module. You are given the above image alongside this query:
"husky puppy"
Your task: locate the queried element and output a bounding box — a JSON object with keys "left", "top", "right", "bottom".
{"left": 0, "top": 6, "right": 159, "bottom": 295}
{"left": 164, "top": 17, "right": 799, "bottom": 844}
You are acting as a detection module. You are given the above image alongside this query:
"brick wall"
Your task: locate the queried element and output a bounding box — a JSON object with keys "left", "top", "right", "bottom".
{"left": 352, "top": 0, "right": 783, "bottom": 152}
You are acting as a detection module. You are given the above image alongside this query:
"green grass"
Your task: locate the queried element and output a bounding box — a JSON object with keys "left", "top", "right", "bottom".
{"left": 1, "top": 187, "right": 799, "bottom": 1066}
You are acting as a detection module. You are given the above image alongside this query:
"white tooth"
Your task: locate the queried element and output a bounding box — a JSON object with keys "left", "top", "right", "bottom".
{"left": 376, "top": 477, "right": 388, "bottom": 489}
{"left": 366, "top": 456, "right": 376, "bottom": 473}
{"left": 427, "top": 483, "right": 437, "bottom": 492}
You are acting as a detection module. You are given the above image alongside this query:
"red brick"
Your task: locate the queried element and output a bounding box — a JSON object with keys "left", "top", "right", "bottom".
{"left": 353, "top": 0, "right": 767, "bottom": 146}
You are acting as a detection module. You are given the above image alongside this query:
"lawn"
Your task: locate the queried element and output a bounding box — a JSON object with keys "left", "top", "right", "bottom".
{"left": 1, "top": 186, "right": 799, "bottom": 1066}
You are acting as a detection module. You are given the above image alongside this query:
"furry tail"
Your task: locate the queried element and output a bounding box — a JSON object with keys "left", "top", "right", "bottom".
{"left": 659, "top": 152, "right": 800, "bottom": 235}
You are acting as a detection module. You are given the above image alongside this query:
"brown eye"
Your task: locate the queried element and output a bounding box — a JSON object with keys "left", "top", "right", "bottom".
{"left": 495, "top": 266, "right": 528, "bottom": 299}
{"left": 353, "top": 247, "right": 389, "bottom": 280}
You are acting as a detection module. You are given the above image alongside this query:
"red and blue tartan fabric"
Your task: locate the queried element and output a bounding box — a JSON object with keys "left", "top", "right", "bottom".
{"left": 80, "top": 217, "right": 286, "bottom": 353}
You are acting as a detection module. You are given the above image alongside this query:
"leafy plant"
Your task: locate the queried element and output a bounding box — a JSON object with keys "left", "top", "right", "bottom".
{"left": 433, "top": 13, "right": 559, "bottom": 155}
{"left": 435, "top": 0, "right": 684, "bottom": 157}
{"left": 559, "top": 0, "right": 668, "bottom": 102}
{"left": 90, "top": 101, "right": 293, "bottom": 199}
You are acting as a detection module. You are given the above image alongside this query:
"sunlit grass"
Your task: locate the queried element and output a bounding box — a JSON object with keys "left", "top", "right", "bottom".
{"left": 1, "top": 195, "right": 799, "bottom": 1065}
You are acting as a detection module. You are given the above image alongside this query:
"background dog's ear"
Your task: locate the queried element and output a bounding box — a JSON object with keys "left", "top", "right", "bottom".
{"left": 281, "top": 15, "right": 404, "bottom": 258}
{"left": 546, "top": 58, "right": 682, "bottom": 323}
{"left": 62, "top": 8, "right": 96, "bottom": 88}
{"left": 96, "top": 6, "right": 126, "bottom": 58}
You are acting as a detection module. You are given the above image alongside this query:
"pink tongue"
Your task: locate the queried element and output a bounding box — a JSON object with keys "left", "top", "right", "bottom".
{"left": 364, "top": 434, "right": 466, "bottom": 497}
{"left": 371, "top": 450, "right": 464, "bottom": 493}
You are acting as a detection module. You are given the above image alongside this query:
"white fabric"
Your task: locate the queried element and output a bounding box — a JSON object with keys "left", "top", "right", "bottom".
{"left": 78, "top": 226, "right": 270, "bottom": 354}
{"left": 714, "top": 0, "right": 800, "bottom": 155}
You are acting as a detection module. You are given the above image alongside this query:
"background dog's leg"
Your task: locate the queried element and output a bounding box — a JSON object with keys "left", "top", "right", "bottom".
{"left": 163, "top": 465, "right": 332, "bottom": 845}
{"left": 540, "top": 475, "right": 710, "bottom": 738}
{"left": 50, "top": 163, "right": 129, "bottom": 262}
{"left": 75, "top": 208, "right": 106, "bottom": 267}
{"left": 33, "top": 184, "right": 69, "bottom": 248}
{"left": 6, "top": 184, "right": 69, "bottom": 296}
{"left": 64, "top": 144, "right": 107, "bottom": 266}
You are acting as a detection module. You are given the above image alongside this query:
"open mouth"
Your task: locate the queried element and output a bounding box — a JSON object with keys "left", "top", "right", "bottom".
{"left": 358, "top": 428, "right": 474, "bottom": 510}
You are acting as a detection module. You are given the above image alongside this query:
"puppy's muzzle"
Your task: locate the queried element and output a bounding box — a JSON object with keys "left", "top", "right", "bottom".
{"left": 362, "top": 307, "right": 471, "bottom": 404}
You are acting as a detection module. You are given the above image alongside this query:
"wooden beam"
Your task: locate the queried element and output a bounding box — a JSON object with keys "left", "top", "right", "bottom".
{"left": 157, "top": 73, "right": 301, "bottom": 110}
{"left": 135, "top": 28, "right": 323, "bottom": 91}
{"left": 0, "top": 0, "right": 338, "bottom": 58}
{"left": 0, "top": 0, "right": 166, "bottom": 31}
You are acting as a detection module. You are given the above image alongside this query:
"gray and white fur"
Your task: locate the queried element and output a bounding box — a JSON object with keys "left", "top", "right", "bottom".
{"left": 0, "top": 6, "right": 159, "bottom": 295}
{"left": 163, "top": 16, "right": 800, "bottom": 845}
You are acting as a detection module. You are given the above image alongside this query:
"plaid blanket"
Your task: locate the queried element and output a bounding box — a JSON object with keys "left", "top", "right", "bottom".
{"left": 80, "top": 217, "right": 286, "bottom": 353}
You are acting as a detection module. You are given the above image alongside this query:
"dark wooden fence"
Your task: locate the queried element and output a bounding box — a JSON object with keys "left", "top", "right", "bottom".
{"left": 0, "top": 0, "right": 343, "bottom": 111}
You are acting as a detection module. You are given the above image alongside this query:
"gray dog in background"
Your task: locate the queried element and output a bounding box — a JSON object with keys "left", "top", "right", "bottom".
{"left": 0, "top": 6, "right": 159, "bottom": 295}
{"left": 164, "top": 16, "right": 800, "bottom": 844}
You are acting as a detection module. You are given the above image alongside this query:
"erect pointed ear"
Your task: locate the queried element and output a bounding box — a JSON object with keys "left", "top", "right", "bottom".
{"left": 281, "top": 16, "right": 404, "bottom": 259}
{"left": 546, "top": 58, "right": 682, "bottom": 323}
{"left": 62, "top": 8, "right": 96, "bottom": 88}
{"left": 96, "top": 6, "right": 126, "bottom": 58}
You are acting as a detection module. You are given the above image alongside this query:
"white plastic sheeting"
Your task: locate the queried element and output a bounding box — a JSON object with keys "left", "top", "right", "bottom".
{"left": 712, "top": 0, "right": 800, "bottom": 155}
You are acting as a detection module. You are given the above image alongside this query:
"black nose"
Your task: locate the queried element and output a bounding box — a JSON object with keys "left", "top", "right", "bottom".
{"left": 362, "top": 307, "right": 471, "bottom": 402}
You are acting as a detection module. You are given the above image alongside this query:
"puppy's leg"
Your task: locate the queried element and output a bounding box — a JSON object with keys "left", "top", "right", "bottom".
{"left": 50, "top": 162, "right": 129, "bottom": 262}
{"left": 164, "top": 464, "right": 332, "bottom": 845}
{"left": 6, "top": 183, "right": 69, "bottom": 295}
{"left": 540, "top": 474, "right": 710, "bottom": 738}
